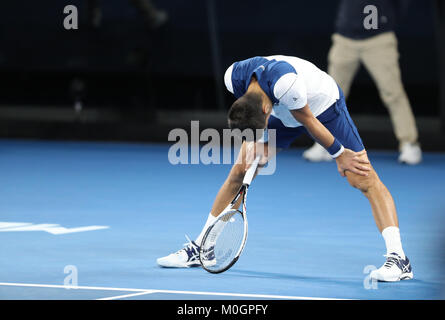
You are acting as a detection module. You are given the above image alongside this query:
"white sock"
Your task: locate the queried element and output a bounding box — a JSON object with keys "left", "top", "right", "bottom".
{"left": 195, "top": 212, "right": 217, "bottom": 246}
{"left": 382, "top": 226, "right": 405, "bottom": 259}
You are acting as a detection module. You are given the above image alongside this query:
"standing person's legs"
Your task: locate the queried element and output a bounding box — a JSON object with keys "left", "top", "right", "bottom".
{"left": 360, "top": 32, "right": 421, "bottom": 159}
{"left": 328, "top": 33, "right": 362, "bottom": 97}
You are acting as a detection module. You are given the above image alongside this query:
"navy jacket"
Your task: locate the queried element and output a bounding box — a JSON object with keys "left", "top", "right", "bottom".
{"left": 335, "top": 0, "right": 411, "bottom": 39}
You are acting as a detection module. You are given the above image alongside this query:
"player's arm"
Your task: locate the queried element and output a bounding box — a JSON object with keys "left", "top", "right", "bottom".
{"left": 209, "top": 137, "right": 274, "bottom": 216}
{"left": 290, "top": 105, "right": 336, "bottom": 150}
{"left": 210, "top": 141, "right": 253, "bottom": 216}
{"left": 212, "top": 64, "right": 260, "bottom": 217}
{"left": 290, "top": 105, "right": 371, "bottom": 177}
{"left": 276, "top": 72, "right": 370, "bottom": 177}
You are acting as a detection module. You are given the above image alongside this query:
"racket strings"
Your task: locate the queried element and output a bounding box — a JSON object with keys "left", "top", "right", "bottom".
{"left": 200, "top": 210, "right": 245, "bottom": 272}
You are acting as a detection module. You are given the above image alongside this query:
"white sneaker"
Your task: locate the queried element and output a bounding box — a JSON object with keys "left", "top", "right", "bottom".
{"left": 156, "top": 235, "right": 201, "bottom": 268}
{"left": 302, "top": 142, "right": 333, "bottom": 162}
{"left": 370, "top": 253, "right": 413, "bottom": 282}
{"left": 398, "top": 142, "right": 422, "bottom": 165}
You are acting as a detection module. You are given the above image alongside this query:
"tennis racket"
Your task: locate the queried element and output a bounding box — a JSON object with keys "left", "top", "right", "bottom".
{"left": 199, "top": 155, "right": 260, "bottom": 274}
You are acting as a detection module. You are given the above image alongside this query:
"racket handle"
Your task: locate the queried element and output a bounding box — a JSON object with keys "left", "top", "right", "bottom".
{"left": 243, "top": 156, "right": 260, "bottom": 186}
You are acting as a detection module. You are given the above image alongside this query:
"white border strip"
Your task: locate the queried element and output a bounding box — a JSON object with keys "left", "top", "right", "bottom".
{"left": 98, "top": 291, "right": 155, "bottom": 300}
{"left": 0, "top": 282, "right": 349, "bottom": 300}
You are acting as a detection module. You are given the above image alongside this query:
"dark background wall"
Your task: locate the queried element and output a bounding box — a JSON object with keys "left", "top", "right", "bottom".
{"left": 0, "top": 0, "right": 438, "bottom": 115}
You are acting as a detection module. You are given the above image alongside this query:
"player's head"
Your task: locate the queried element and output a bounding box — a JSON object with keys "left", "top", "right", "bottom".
{"left": 227, "top": 92, "right": 271, "bottom": 131}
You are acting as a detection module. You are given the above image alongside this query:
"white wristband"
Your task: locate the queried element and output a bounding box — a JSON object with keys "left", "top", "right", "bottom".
{"left": 331, "top": 145, "right": 345, "bottom": 159}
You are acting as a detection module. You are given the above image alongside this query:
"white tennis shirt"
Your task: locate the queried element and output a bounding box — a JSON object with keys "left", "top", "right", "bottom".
{"left": 224, "top": 55, "right": 339, "bottom": 128}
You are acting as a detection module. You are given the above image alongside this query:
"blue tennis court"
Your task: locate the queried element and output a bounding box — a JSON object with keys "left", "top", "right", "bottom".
{"left": 0, "top": 139, "right": 444, "bottom": 300}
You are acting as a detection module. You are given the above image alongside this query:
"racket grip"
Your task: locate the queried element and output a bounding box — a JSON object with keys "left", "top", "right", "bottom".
{"left": 243, "top": 156, "right": 260, "bottom": 186}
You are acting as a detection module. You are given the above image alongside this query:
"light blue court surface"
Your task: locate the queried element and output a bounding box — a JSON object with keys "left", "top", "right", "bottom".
{"left": 1, "top": 139, "right": 445, "bottom": 300}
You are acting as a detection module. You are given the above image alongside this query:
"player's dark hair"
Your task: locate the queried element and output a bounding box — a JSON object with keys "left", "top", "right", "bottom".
{"left": 227, "top": 92, "right": 266, "bottom": 131}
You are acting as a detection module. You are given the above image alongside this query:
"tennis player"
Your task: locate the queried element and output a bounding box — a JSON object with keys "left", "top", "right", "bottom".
{"left": 157, "top": 55, "right": 413, "bottom": 282}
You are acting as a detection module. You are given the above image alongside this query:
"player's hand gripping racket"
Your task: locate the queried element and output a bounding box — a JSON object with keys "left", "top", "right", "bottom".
{"left": 199, "top": 156, "right": 260, "bottom": 274}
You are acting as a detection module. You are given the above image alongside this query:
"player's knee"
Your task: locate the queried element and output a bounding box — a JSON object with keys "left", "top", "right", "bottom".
{"left": 346, "top": 171, "right": 378, "bottom": 193}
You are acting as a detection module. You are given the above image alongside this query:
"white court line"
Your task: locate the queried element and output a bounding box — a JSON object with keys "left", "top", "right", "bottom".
{"left": 0, "top": 282, "right": 145, "bottom": 293}
{"left": 97, "top": 291, "right": 155, "bottom": 300}
{"left": 0, "top": 282, "right": 349, "bottom": 300}
{"left": 143, "top": 289, "right": 347, "bottom": 300}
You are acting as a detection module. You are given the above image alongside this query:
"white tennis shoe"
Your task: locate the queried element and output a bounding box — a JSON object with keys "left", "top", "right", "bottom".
{"left": 302, "top": 142, "right": 333, "bottom": 162}
{"left": 156, "top": 235, "right": 201, "bottom": 268}
{"left": 370, "top": 253, "right": 413, "bottom": 282}
{"left": 398, "top": 142, "right": 422, "bottom": 165}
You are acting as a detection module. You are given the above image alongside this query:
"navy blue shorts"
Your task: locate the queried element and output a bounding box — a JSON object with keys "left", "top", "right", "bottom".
{"left": 267, "top": 86, "right": 365, "bottom": 152}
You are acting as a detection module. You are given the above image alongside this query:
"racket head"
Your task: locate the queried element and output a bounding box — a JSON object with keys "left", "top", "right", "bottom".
{"left": 199, "top": 208, "right": 248, "bottom": 274}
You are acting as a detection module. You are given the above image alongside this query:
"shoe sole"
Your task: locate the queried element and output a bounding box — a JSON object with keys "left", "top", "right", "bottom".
{"left": 398, "top": 155, "right": 422, "bottom": 165}
{"left": 399, "top": 272, "right": 414, "bottom": 281}
{"left": 157, "top": 263, "right": 201, "bottom": 268}
{"left": 372, "top": 272, "right": 414, "bottom": 282}
{"left": 157, "top": 259, "right": 201, "bottom": 268}
{"left": 399, "top": 161, "right": 421, "bottom": 165}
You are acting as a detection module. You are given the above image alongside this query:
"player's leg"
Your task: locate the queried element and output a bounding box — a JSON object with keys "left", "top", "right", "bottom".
{"left": 304, "top": 33, "right": 361, "bottom": 162}
{"left": 157, "top": 116, "right": 300, "bottom": 268}
{"left": 322, "top": 88, "right": 412, "bottom": 281}
{"left": 361, "top": 32, "right": 421, "bottom": 164}
{"left": 195, "top": 140, "right": 268, "bottom": 244}
{"left": 157, "top": 140, "right": 274, "bottom": 268}
{"left": 156, "top": 141, "right": 250, "bottom": 268}
{"left": 344, "top": 153, "right": 413, "bottom": 281}
{"left": 345, "top": 155, "right": 398, "bottom": 232}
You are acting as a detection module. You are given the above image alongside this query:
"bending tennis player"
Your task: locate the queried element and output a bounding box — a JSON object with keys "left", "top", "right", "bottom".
{"left": 157, "top": 55, "right": 413, "bottom": 282}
